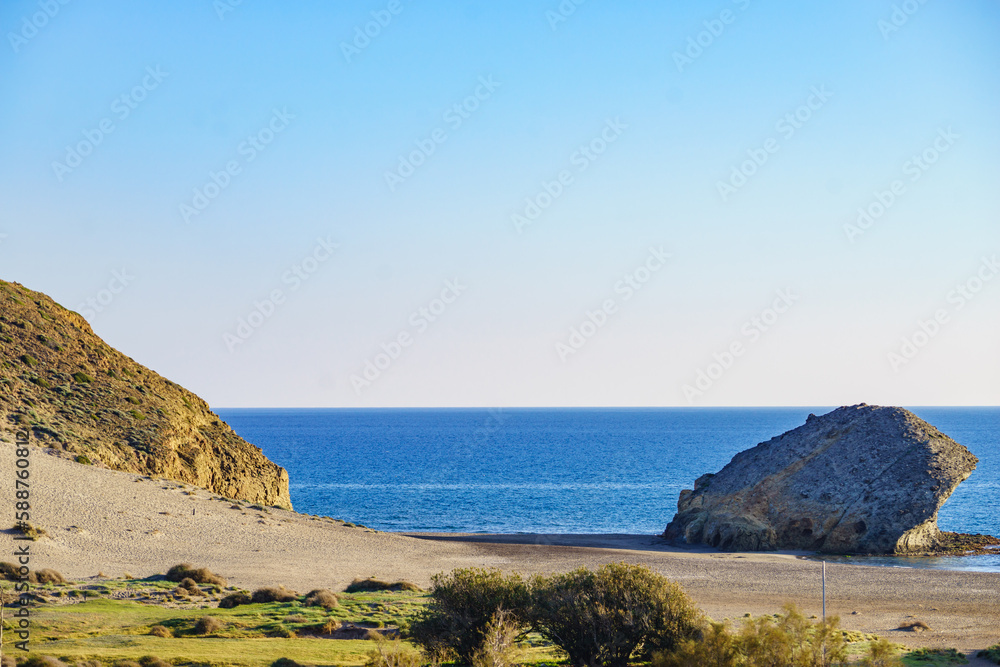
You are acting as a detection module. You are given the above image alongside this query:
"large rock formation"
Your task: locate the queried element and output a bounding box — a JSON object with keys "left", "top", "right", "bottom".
{"left": 0, "top": 280, "right": 291, "bottom": 508}
{"left": 663, "top": 404, "right": 978, "bottom": 554}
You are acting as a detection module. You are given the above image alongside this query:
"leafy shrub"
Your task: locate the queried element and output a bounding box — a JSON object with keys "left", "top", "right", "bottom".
{"left": 346, "top": 577, "right": 421, "bottom": 593}
{"left": 75, "top": 454, "right": 93, "bottom": 465}
{"left": 165, "top": 563, "right": 227, "bottom": 586}
{"left": 149, "top": 624, "right": 172, "bottom": 637}
{"left": 364, "top": 637, "right": 423, "bottom": 667}
{"left": 218, "top": 591, "right": 252, "bottom": 608}
{"left": 72, "top": 372, "right": 92, "bottom": 384}
{"left": 194, "top": 615, "right": 224, "bottom": 635}
{"left": 655, "top": 606, "right": 847, "bottom": 667}
{"left": 472, "top": 609, "right": 522, "bottom": 667}
{"left": 531, "top": 562, "right": 703, "bottom": 667}
{"left": 251, "top": 585, "right": 299, "bottom": 603}
{"left": 408, "top": 567, "right": 530, "bottom": 663}
{"left": 304, "top": 588, "right": 339, "bottom": 608}
{"left": 20, "top": 354, "right": 37, "bottom": 367}
{"left": 861, "top": 637, "right": 903, "bottom": 667}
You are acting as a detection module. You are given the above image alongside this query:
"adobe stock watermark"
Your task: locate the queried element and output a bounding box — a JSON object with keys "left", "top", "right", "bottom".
{"left": 214, "top": 0, "right": 243, "bottom": 21}
{"left": 878, "top": 0, "right": 930, "bottom": 40}
{"left": 341, "top": 0, "right": 407, "bottom": 63}
{"left": 511, "top": 117, "right": 627, "bottom": 234}
{"left": 8, "top": 0, "right": 72, "bottom": 53}
{"left": 76, "top": 268, "right": 135, "bottom": 320}
{"left": 672, "top": 0, "right": 752, "bottom": 73}
{"left": 179, "top": 107, "right": 294, "bottom": 223}
{"left": 384, "top": 75, "right": 501, "bottom": 192}
{"left": 556, "top": 246, "right": 671, "bottom": 362}
{"left": 350, "top": 278, "right": 467, "bottom": 395}
{"left": 843, "top": 126, "right": 958, "bottom": 243}
{"left": 717, "top": 85, "right": 832, "bottom": 202}
{"left": 223, "top": 236, "right": 339, "bottom": 352}
{"left": 887, "top": 255, "right": 998, "bottom": 372}
{"left": 546, "top": 0, "right": 588, "bottom": 30}
{"left": 51, "top": 66, "right": 168, "bottom": 182}
{"left": 682, "top": 288, "right": 799, "bottom": 403}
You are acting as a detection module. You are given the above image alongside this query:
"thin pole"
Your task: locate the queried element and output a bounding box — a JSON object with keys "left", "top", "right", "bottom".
{"left": 822, "top": 560, "right": 827, "bottom": 621}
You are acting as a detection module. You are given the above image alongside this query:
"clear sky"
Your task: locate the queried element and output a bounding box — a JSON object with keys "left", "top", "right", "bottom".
{"left": 1, "top": 1, "right": 998, "bottom": 408}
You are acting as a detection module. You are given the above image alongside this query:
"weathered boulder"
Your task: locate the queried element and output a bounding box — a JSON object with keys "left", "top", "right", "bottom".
{"left": 663, "top": 404, "right": 978, "bottom": 554}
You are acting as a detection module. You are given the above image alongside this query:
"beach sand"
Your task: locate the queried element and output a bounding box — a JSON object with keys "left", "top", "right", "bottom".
{"left": 2, "top": 441, "right": 998, "bottom": 658}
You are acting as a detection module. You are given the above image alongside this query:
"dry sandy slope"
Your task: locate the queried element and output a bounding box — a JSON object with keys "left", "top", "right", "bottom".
{"left": 2, "top": 440, "right": 998, "bottom": 657}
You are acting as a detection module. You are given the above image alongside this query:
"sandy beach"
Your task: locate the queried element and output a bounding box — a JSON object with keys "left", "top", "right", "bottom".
{"left": 2, "top": 441, "right": 998, "bottom": 658}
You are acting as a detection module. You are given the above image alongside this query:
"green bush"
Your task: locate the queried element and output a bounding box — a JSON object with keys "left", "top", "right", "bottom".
{"left": 980, "top": 645, "right": 1000, "bottom": 664}
{"left": 409, "top": 567, "right": 531, "bottom": 663}
{"left": 72, "top": 372, "right": 92, "bottom": 384}
{"left": 861, "top": 637, "right": 902, "bottom": 667}
{"left": 531, "top": 562, "right": 703, "bottom": 667}
{"left": 75, "top": 454, "right": 93, "bottom": 465}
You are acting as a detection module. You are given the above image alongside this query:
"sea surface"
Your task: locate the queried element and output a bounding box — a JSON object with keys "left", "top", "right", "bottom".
{"left": 216, "top": 407, "right": 999, "bottom": 572}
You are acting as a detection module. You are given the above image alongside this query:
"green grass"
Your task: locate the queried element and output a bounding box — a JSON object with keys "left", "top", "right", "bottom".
{"left": 9, "top": 582, "right": 568, "bottom": 667}
{"left": 902, "top": 647, "right": 969, "bottom": 666}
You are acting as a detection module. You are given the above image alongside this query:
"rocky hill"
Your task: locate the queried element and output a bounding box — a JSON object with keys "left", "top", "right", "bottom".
{"left": 0, "top": 280, "right": 291, "bottom": 508}
{"left": 663, "top": 404, "right": 983, "bottom": 554}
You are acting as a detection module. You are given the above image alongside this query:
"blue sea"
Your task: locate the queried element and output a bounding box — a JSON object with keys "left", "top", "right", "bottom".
{"left": 216, "top": 407, "right": 999, "bottom": 571}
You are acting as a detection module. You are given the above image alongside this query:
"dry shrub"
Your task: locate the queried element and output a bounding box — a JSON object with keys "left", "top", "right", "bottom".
{"left": 898, "top": 619, "right": 931, "bottom": 632}
{"left": 32, "top": 568, "right": 66, "bottom": 584}
{"left": 138, "top": 657, "right": 172, "bottom": 667}
{"left": 251, "top": 585, "right": 299, "bottom": 603}
{"left": 364, "top": 636, "right": 423, "bottom": 667}
{"left": 18, "top": 658, "right": 68, "bottom": 667}
{"left": 74, "top": 662, "right": 103, "bottom": 667}
{"left": 111, "top": 662, "right": 142, "bottom": 667}
{"left": 165, "top": 562, "right": 227, "bottom": 586}
{"left": 194, "top": 615, "right": 224, "bottom": 635}
{"left": 149, "top": 624, "right": 172, "bottom": 637}
{"left": 0, "top": 656, "right": 16, "bottom": 667}
{"left": 177, "top": 576, "right": 204, "bottom": 596}
{"left": 271, "top": 659, "right": 304, "bottom": 667}
{"left": 219, "top": 591, "right": 251, "bottom": 608}
{"left": 0, "top": 561, "right": 20, "bottom": 581}
{"left": 346, "top": 577, "right": 421, "bottom": 593}
{"left": 285, "top": 614, "right": 308, "bottom": 624}
{"left": 304, "top": 588, "right": 339, "bottom": 608}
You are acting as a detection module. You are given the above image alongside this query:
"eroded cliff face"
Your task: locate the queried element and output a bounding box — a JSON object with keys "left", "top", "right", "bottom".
{"left": 0, "top": 280, "right": 291, "bottom": 508}
{"left": 663, "top": 404, "right": 977, "bottom": 554}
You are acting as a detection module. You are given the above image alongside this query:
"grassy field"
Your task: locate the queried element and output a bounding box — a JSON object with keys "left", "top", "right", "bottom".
{"left": 0, "top": 576, "right": 972, "bottom": 666}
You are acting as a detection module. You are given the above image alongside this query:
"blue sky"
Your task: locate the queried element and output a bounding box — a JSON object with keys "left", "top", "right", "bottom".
{"left": 1, "top": 0, "right": 998, "bottom": 407}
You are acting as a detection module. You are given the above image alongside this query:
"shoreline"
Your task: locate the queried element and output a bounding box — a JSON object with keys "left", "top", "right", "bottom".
{"left": 3, "top": 441, "right": 999, "bottom": 654}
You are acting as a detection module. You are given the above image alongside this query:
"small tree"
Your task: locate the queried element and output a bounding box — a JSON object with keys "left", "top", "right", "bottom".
{"left": 408, "top": 568, "right": 530, "bottom": 664}
{"left": 530, "top": 562, "right": 703, "bottom": 667}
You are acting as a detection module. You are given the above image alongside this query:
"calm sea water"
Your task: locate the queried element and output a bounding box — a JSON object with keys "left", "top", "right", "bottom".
{"left": 216, "top": 407, "right": 999, "bottom": 571}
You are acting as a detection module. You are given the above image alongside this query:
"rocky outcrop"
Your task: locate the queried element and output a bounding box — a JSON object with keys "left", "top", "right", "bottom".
{"left": 663, "top": 404, "right": 978, "bottom": 554}
{"left": 0, "top": 280, "right": 291, "bottom": 508}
